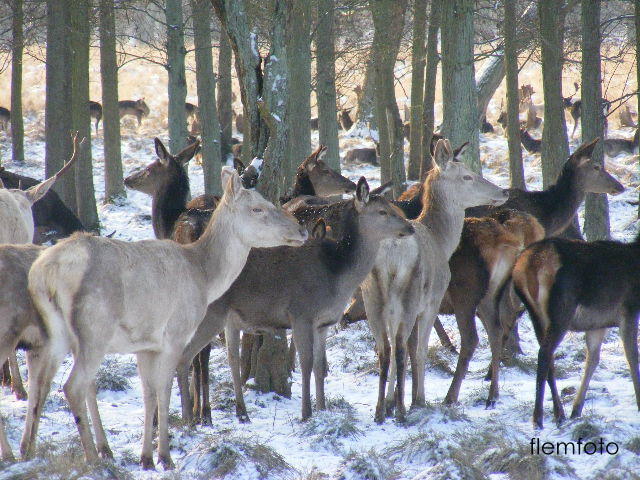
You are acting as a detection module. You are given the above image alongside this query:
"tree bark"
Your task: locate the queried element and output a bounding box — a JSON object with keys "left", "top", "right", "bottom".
{"left": 71, "top": 0, "right": 98, "bottom": 230}
{"left": 286, "top": 0, "right": 312, "bottom": 185}
{"left": 636, "top": 0, "right": 640, "bottom": 219}
{"left": 46, "top": 0, "right": 75, "bottom": 209}
{"left": 166, "top": 0, "right": 188, "bottom": 154}
{"left": 100, "top": 0, "right": 125, "bottom": 203}
{"left": 192, "top": 0, "right": 222, "bottom": 196}
{"left": 582, "top": 0, "right": 609, "bottom": 240}
{"left": 538, "top": 0, "right": 569, "bottom": 187}
{"left": 441, "top": 0, "right": 480, "bottom": 172}
{"left": 217, "top": 32, "right": 233, "bottom": 163}
{"left": 315, "top": 0, "right": 340, "bottom": 171}
{"left": 407, "top": 0, "right": 427, "bottom": 180}
{"left": 353, "top": 58, "right": 377, "bottom": 130}
{"left": 504, "top": 0, "right": 525, "bottom": 189}
{"left": 421, "top": 0, "right": 442, "bottom": 176}
{"left": 10, "top": 0, "right": 24, "bottom": 164}
{"left": 370, "top": 0, "right": 407, "bottom": 197}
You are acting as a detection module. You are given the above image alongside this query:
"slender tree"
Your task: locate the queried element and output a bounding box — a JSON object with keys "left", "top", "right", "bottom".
{"left": 421, "top": 0, "right": 441, "bottom": 176}
{"left": 10, "top": 0, "right": 24, "bottom": 164}
{"left": 192, "top": 0, "right": 222, "bottom": 196}
{"left": 504, "top": 0, "right": 525, "bottom": 189}
{"left": 636, "top": 0, "right": 640, "bottom": 218}
{"left": 441, "top": 0, "right": 479, "bottom": 171}
{"left": 582, "top": 0, "right": 609, "bottom": 240}
{"left": 538, "top": 0, "right": 569, "bottom": 187}
{"left": 100, "top": 0, "right": 125, "bottom": 203}
{"left": 353, "top": 58, "right": 377, "bottom": 130}
{"left": 315, "top": 0, "right": 340, "bottom": 170}
{"left": 407, "top": 0, "right": 427, "bottom": 180}
{"left": 166, "top": 0, "right": 188, "bottom": 153}
{"left": 217, "top": 32, "right": 233, "bottom": 163}
{"left": 45, "top": 0, "right": 75, "bottom": 208}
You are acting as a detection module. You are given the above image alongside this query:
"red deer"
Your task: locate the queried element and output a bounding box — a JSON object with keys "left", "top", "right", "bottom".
{"left": 118, "top": 98, "right": 150, "bottom": 127}
{"left": 89, "top": 101, "right": 102, "bottom": 134}
{"left": 344, "top": 142, "right": 379, "bottom": 166}
{"left": 0, "top": 107, "right": 10, "bottom": 132}
{"left": 618, "top": 104, "right": 637, "bottom": 128}
{"left": 602, "top": 128, "right": 639, "bottom": 157}
{"left": 520, "top": 128, "right": 541, "bottom": 153}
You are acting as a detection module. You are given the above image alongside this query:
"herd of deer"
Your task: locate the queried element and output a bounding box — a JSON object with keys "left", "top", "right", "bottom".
{"left": 0, "top": 117, "right": 638, "bottom": 470}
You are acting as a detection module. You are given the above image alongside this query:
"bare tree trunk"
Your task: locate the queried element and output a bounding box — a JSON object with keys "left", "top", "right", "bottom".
{"left": 636, "top": 0, "right": 640, "bottom": 219}
{"left": 370, "top": 0, "right": 407, "bottom": 197}
{"left": 100, "top": 0, "right": 125, "bottom": 203}
{"left": 10, "top": 0, "right": 24, "bottom": 164}
{"left": 354, "top": 58, "right": 377, "bottom": 130}
{"left": 192, "top": 0, "right": 222, "bottom": 196}
{"left": 46, "top": 0, "right": 75, "bottom": 209}
{"left": 71, "top": 0, "right": 98, "bottom": 230}
{"left": 538, "top": 0, "right": 569, "bottom": 187}
{"left": 217, "top": 32, "right": 233, "bottom": 163}
{"left": 420, "top": 0, "right": 441, "bottom": 176}
{"left": 407, "top": 0, "right": 427, "bottom": 180}
{"left": 315, "top": 0, "right": 340, "bottom": 171}
{"left": 166, "top": 0, "right": 188, "bottom": 154}
{"left": 582, "top": 0, "right": 609, "bottom": 240}
{"left": 441, "top": 0, "right": 479, "bottom": 172}
{"left": 504, "top": 0, "right": 525, "bottom": 189}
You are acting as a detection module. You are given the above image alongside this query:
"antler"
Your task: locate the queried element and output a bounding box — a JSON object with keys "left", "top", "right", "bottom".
{"left": 54, "top": 132, "right": 85, "bottom": 180}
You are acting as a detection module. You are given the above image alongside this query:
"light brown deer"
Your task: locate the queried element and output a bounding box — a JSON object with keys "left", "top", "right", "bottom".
{"left": 118, "top": 98, "right": 150, "bottom": 127}
{"left": 618, "top": 104, "right": 637, "bottom": 128}
{"left": 28, "top": 168, "right": 307, "bottom": 470}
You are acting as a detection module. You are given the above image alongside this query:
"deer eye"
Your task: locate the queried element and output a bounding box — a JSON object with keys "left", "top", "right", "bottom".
{"left": 252, "top": 207, "right": 263, "bottom": 213}
{"left": 593, "top": 165, "right": 601, "bottom": 171}
{"left": 379, "top": 210, "right": 388, "bottom": 216}
{"left": 463, "top": 175, "right": 473, "bottom": 181}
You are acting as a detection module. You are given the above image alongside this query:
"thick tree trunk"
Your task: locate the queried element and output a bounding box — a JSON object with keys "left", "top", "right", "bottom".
{"left": 636, "top": 0, "right": 640, "bottom": 219}
{"left": 370, "top": 0, "right": 407, "bottom": 197}
{"left": 217, "top": 32, "right": 233, "bottom": 163}
{"left": 504, "top": 0, "right": 525, "bottom": 189}
{"left": 538, "top": 0, "right": 569, "bottom": 187}
{"left": 46, "top": 0, "right": 75, "bottom": 209}
{"left": 10, "top": 0, "right": 24, "bottom": 164}
{"left": 315, "top": 0, "right": 340, "bottom": 171}
{"left": 100, "top": 0, "right": 125, "bottom": 203}
{"left": 420, "top": 0, "right": 442, "bottom": 176}
{"left": 166, "top": 0, "right": 188, "bottom": 154}
{"left": 286, "top": 0, "right": 312, "bottom": 185}
{"left": 441, "top": 0, "right": 480, "bottom": 172}
{"left": 71, "top": 0, "right": 98, "bottom": 230}
{"left": 192, "top": 0, "right": 222, "bottom": 196}
{"left": 354, "top": 58, "right": 377, "bottom": 130}
{"left": 407, "top": 0, "right": 427, "bottom": 180}
{"left": 582, "top": 0, "right": 609, "bottom": 240}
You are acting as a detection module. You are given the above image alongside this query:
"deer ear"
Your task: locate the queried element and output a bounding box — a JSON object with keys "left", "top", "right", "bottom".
{"left": 176, "top": 139, "right": 200, "bottom": 165}
{"left": 221, "top": 166, "right": 242, "bottom": 198}
{"left": 355, "top": 176, "right": 369, "bottom": 210}
{"left": 154, "top": 138, "right": 170, "bottom": 164}
{"left": 316, "top": 145, "right": 327, "bottom": 162}
{"left": 433, "top": 139, "right": 452, "bottom": 166}
{"left": 572, "top": 138, "right": 599, "bottom": 161}
{"left": 312, "top": 218, "right": 326, "bottom": 240}
{"left": 25, "top": 176, "right": 56, "bottom": 205}
{"left": 233, "top": 158, "right": 246, "bottom": 175}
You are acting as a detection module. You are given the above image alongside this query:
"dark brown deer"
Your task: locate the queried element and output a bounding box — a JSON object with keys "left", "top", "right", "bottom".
{"left": 520, "top": 128, "right": 541, "bottom": 153}
{"left": 118, "top": 98, "right": 150, "bottom": 127}
{"left": 0, "top": 107, "right": 10, "bottom": 132}
{"left": 603, "top": 128, "right": 639, "bottom": 157}
{"left": 89, "top": 101, "right": 102, "bottom": 134}
{"left": 344, "top": 143, "right": 379, "bottom": 166}
{"left": 339, "top": 108, "right": 354, "bottom": 130}
{"left": 185, "top": 102, "right": 199, "bottom": 124}
{"left": 513, "top": 230, "right": 640, "bottom": 429}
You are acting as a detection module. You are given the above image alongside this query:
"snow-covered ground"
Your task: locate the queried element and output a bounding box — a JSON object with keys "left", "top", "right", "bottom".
{"left": 0, "top": 114, "right": 639, "bottom": 479}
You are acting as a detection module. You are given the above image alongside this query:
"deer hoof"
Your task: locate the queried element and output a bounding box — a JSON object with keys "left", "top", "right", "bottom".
{"left": 140, "top": 454, "right": 155, "bottom": 470}
{"left": 158, "top": 454, "right": 175, "bottom": 470}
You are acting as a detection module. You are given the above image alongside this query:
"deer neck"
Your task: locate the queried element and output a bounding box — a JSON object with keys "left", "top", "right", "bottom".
{"left": 291, "top": 169, "right": 315, "bottom": 198}
{"left": 152, "top": 171, "right": 190, "bottom": 239}
{"left": 541, "top": 166, "right": 584, "bottom": 236}
{"left": 418, "top": 180, "right": 466, "bottom": 259}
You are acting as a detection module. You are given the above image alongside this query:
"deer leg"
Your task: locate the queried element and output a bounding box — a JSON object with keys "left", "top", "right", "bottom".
{"left": 411, "top": 308, "right": 437, "bottom": 408}
{"left": 375, "top": 335, "right": 391, "bottom": 424}
{"left": 571, "top": 328, "right": 606, "bottom": 419}
{"left": 293, "top": 324, "right": 314, "bottom": 420}
{"left": 619, "top": 316, "right": 640, "bottom": 411}
{"left": 478, "top": 299, "right": 503, "bottom": 407}
{"left": 385, "top": 339, "right": 397, "bottom": 418}
{"left": 155, "top": 359, "right": 175, "bottom": 470}
{"left": 394, "top": 329, "right": 408, "bottom": 423}
{"left": 434, "top": 319, "right": 457, "bottom": 354}
{"left": 1, "top": 359, "right": 10, "bottom": 387}
{"left": 191, "top": 353, "right": 202, "bottom": 423}
{"left": 288, "top": 337, "right": 296, "bottom": 373}
{"left": 313, "top": 327, "right": 329, "bottom": 411}
{"left": 136, "top": 352, "right": 158, "bottom": 470}
{"left": 533, "top": 328, "right": 566, "bottom": 429}
{"left": 0, "top": 346, "right": 15, "bottom": 461}
{"left": 445, "top": 302, "right": 478, "bottom": 405}
{"left": 8, "top": 352, "right": 27, "bottom": 401}
{"left": 176, "top": 360, "right": 194, "bottom": 425}
{"left": 225, "top": 324, "right": 249, "bottom": 423}
{"left": 88, "top": 380, "right": 113, "bottom": 459}
{"left": 199, "top": 344, "right": 212, "bottom": 426}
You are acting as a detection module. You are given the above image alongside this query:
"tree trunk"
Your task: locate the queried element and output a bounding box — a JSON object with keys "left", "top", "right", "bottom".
{"left": 407, "top": 0, "right": 427, "bottom": 180}
{"left": 315, "top": 0, "right": 340, "bottom": 171}
{"left": 100, "top": 0, "right": 125, "bottom": 203}
{"left": 370, "top": 0, "right": 407, "bottom": 197}
{"left": 441, "top": 0, "right": 479, "bottom": 172}
{"left": 504, "top": 0, "right": 525, "bottom": 189}
{"left": 353, "top": 58, "right": 377, "bottom": 130}
{"left": 46, "top": 0, "right": 75, "bottom": 209}
{"left": 192, "top": 0, "right": 222, "bottom": 196}
{"left": 582, "top": 0, "right": 609, "bottom": 241}
{"left": 538, "top": 0, "right": 569, "bottom": 187}
{"left": 636, "top": 0, "right": 640, "bottom": 219}
{"left": 421, "top": 0, "right": 442, "bottom": 176}
{"left": 166, "top": 0, "right": 188, "bottom": 154}
{"left": 10, "top": 0, "right": 24, "bottom": 164}
{"left": 71, "top": 0, "right": 98, "bottom": 230}
{"left": 217, "top": 32, "right": 233, "bottom": 163}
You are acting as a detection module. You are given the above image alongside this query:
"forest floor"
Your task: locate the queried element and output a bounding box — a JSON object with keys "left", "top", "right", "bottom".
{"left": 0, "top": 79, "right": 639, "bottom": 478}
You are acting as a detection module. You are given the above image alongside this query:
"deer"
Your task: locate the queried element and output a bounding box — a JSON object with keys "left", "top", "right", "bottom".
{"left": 185, "top": 102, "right": 199, "bottom": 125}
{"left": 339, "top": 108, "right": 354, "bottom": 130}
{"left": 175, "top": 177, "right": 415, "bottom": 424}
{"left": 118, "top": 98, "right": 150, "bottom": 127}
{"left": 361, "top": 139, "right": 508, "bottom": 423}
{"left": 0, "top": 107, "right": 10, "bottom": 132}
{"left": 27, "top": 166, "right": 307, "bottom": 470}
{"left": 566, "top": 98, "right": 611, "bottom": 140}
{"left": 344, "top": 143, "right": 379, "bottom": 166}
{"left": 233, "top": 111, "right": 244, "bottom": 134}
{"left": 513, "top": 230, "right": 640, "bottom": 429}
{"left": 618, "top": 104, "right": 637, "bottom": 128}
{"left": 520, "top": 128, "right": 542, "bottom": 153}
{"left": 89, "top": 101, "right": 102, "bottom": 134}
{"left": 602, "top": 128, "right": 639, "bottom": 157}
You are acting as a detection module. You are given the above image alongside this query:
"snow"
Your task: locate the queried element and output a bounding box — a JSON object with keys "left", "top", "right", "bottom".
{"left": 0, "top": 112, "right": 639, "bottom": 480}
